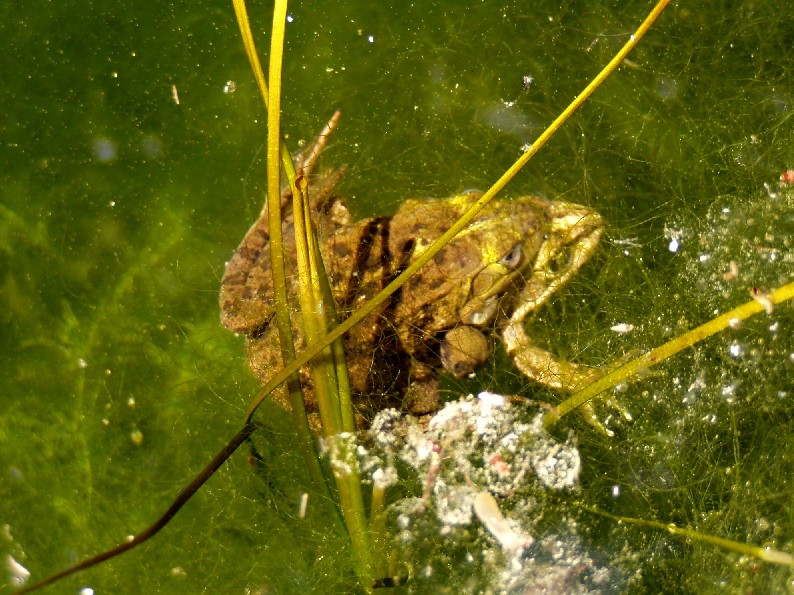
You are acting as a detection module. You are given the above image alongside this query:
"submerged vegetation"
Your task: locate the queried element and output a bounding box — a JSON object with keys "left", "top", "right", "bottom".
{"left": 2, "top": 0, "right": 793, "bottom": 593}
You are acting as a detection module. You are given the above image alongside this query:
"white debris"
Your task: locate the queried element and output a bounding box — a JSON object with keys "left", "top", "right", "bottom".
{"left": 474, "top": 491, "right": 533, "bottom": 554}
{"left": 610, "top": 322, "right": 635, "bottom": 334}
{"left": 363, "top": 392, "right": 596, "bottom": 592}
{"left": 6, "top": 555, "right": 30, "bottom": 587}
{"left": 298, "top": 492, "right": 308, "bottom": 520}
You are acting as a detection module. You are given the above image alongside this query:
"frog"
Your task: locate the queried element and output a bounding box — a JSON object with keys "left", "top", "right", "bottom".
{"left": 220, "top": 114, "right": 610, "bottom": 433}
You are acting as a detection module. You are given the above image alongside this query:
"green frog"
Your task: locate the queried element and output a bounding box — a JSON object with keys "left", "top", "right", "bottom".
{"left": 220, "top": 115, "right": 608, "bottom": 432}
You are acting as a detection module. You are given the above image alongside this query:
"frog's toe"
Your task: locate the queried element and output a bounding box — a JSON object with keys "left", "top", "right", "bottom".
{"left": 576, "top": 395, "right": 632, "bottom": 438}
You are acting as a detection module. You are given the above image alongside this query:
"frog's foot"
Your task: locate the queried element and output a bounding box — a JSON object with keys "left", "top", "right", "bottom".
{"left": 503, "top": 322, "right": 631, "bottom": 437}
{"left": 571, "top": 396, "right": 628, "bottom": 438}
{"left": 285, "top": 111, "right": 347, "bottom": 213}
{"left": 440, "top": 325, "right": 491, "bottom": 378}
{"left": 295, "top": 110, "right": 341, "bottom": 177}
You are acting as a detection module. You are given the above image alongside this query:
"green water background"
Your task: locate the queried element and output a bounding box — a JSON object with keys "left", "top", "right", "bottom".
{"left": 2, "top": 0, "right": 793, "bottom": 592}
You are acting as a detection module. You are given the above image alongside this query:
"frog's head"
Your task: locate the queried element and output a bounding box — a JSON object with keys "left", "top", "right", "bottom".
{"left": 394, "top": 192, "right": 602, "bottom": 342}
{"left": 456, "top": 194, "right": 604, "bottom": 327}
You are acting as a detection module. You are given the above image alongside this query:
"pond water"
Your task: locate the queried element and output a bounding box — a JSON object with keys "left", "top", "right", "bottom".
{"left": 2, "top": 0, "right": 792, "bottom": 592}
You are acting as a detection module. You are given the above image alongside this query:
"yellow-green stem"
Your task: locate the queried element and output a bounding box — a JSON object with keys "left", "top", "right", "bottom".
{"left": 231, "top": 0, "right": 297, "bottom": 179}
{"left": 292, "top": 176, "right": 341, "bottom": 434}
{"left": 238, "top": 0, "right": 332, "bottom": 502}
{"left": 545, "top": 281, "right": 794, "bottom": 429}
{"left": 264, "top": 2, "right": 371, "bottom": 583}
{"left": 370, "top": 484, "right": 388, "bottom": 580}
{"left": 266, "top": 0, "right": 307, "bottom": 441}
{"left": 579, "top": 504, "right": 794, "bottom": 567}
{"left": 293, "top": 179, "right": 372, "bottom": 583}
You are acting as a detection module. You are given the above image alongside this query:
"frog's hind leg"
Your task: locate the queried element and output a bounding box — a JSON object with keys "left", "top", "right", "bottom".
{"left": 503, "top": 317, "right": 601, "bottom": 393}
{"left": 289, "top": 110, "right": 347, "bottom": 212}
{"left": 296, "top": 110, "right": 341, "bottom": 177}
{"left": 503, "top": 317, "right": 626, "bottom": 437}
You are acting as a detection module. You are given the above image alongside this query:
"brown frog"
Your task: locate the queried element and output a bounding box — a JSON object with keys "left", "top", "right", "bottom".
{"left": 220, "top": 116, "right": 606, "bottom": 432}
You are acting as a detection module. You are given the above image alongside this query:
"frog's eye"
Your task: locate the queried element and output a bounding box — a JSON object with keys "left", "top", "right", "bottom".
{"left": 499, "top": 243, "right": 523, "bottom": 269}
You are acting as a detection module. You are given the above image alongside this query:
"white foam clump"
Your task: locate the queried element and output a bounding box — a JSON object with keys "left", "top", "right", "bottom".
{"left": 368, "top": 391, "right": 581, "bottom": 525}
{"left": 363, "top": 392, "right": 595, "bottom": 592}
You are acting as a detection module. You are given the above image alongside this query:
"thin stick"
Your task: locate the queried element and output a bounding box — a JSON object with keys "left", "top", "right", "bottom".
{"left": 16, "top": 422, "right": 261, "bottom": 594}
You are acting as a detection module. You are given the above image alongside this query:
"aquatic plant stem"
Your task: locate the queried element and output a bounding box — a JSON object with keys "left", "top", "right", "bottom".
{"left": 244, "top": 0, "right": 672, "bottom": 422}
{"left": 231, "top": 0, "right": 297, "bottom": 179}
{"left": 265, "top": 0, "right": 314, "bottom": 446}
{"left": 232, "top": 0, "right": 331, "bottom": 500}
{"left": 15, "top": 422, "right": 262, "bottom": 594}
{"left": 578, "top": 504, "right": 794, "bottom": 567}
{"left": 369, "top": 485, "right": 388, "bottom": 580}
{"left": 292, "top": 176, "right": 373, "bottom": 580}
{"left": 292, "top": 177, "right": 343, "bottom": 435}
{"left": 545, "top": 280, "right": 794, "bottom": 429}
{"left": 264, "top": 0, "right": 371, "bottom": 583}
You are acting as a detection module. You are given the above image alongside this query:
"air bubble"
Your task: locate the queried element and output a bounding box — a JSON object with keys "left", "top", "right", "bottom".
{"left": 130, "top": 429, "right": 144, "bottom": 446}
{"left": 93, "top": 138, "right": 117, "bottom": 162}
{"left": 728, "top": 342, "right": 744, "bottom": 358}
{"left": 721, "top": 380, "right": 740, "bottom": 403}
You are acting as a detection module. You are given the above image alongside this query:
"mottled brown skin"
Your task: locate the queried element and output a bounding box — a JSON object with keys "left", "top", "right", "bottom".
{"left": 220, "top": 127, "right": 604, "bottom": 432}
